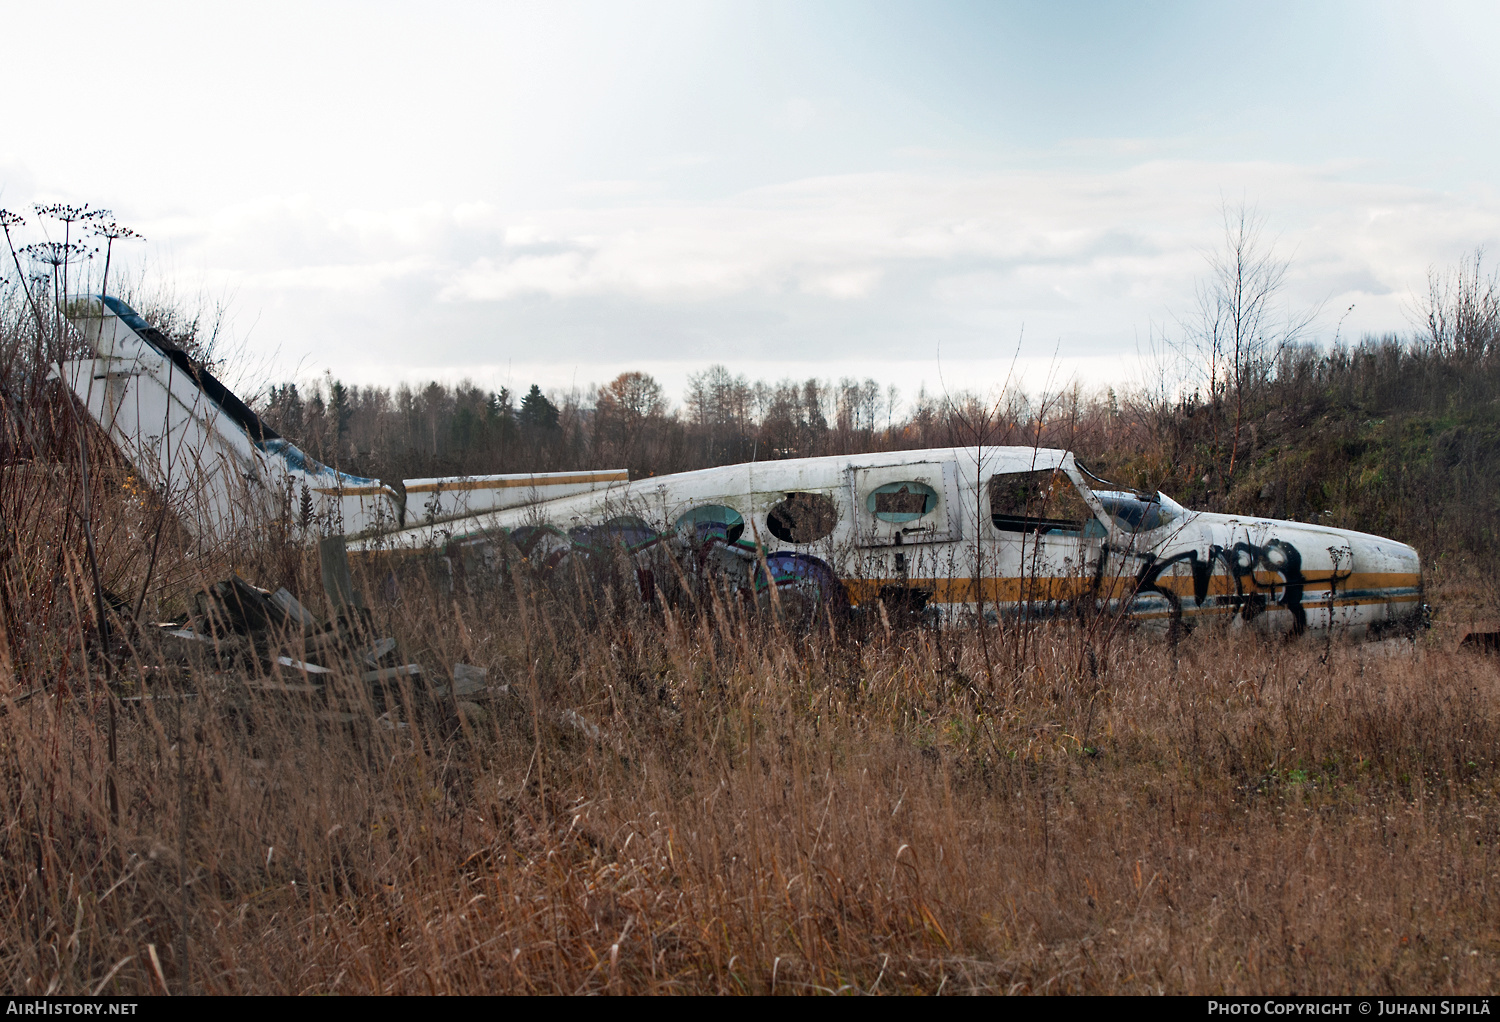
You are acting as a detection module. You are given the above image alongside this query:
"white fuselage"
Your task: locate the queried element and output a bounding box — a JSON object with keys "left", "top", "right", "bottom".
{"left": 353, "top": 446, "right": 1423, "bottom": 637}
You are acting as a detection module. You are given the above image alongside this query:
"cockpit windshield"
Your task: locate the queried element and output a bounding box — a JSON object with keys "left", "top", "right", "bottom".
{"left": 1093, "top": 489, "right": 1179, "bottom": 533}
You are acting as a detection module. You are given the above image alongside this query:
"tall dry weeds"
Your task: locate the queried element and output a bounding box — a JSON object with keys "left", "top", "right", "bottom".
{"left": 0, "top": 535, "right": 1496, "bottom": 994}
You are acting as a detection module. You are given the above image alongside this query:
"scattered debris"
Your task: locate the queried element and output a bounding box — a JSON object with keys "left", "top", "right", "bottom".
{"left": 119, "top": 550, "right": 448, "bottom": 725}
{"left": 107, "top": 539, "right": 541, "bottom": 735}
{"left": 453, "top": 701, "right": 490, "bottom": 727}
{"left": 274, "top": 656, "right": 333, "bottom": 675}
{"left": 319, "top": 535, "right": 363, "bottom": 613}
{"left": 361, "top": 664, "right": 422, "bottom": 684}
{"left": 375, "top": 711, "right": 409, "bottom": 731}
{"left": 357, "top": 637, "right": 398, "bottom": 666}
{"left": 557, "top": 708, "right": 602, "bottom": 742}
{"left": 271, "top": 588, "right": 317, "bottom": 628}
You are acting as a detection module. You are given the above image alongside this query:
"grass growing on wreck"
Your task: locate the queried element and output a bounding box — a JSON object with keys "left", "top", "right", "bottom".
{"left": 2, "top": 541, "right": 1499, "bottom": 995}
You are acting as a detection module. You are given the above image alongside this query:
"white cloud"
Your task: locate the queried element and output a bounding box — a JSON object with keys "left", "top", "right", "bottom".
{"left": 443, "top": 253, "right": 594, "bottom": 301}
{"left": 88, "top": 158, "right": 1500, "bottom": 399}
{"left": 800, "top": 267, "right": 883, "bottom": 299}
{"left": 415, "top": 164, "right": 1500, "bottom": 325}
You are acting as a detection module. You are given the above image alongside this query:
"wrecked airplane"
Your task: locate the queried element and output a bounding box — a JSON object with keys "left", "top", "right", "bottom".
{"left": 350, "top": 447, "right": 1424, "bottom": 638}
{"left": 61, "top": 297, "right": 1423, "bottom": 638}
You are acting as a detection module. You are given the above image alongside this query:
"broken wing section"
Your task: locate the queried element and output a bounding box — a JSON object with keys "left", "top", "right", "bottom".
{"left": 58, "top": 297, "right": 402, "bottom": 544}
{"left": 402, "top": 469, "right": 630, "bottom": 526}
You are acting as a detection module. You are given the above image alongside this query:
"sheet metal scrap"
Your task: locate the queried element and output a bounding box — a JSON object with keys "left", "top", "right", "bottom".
{"left": 132, "top": 539, "right": 506, "bottom": 728}
{"left": 138, "top": 563, "right": 451, "bottom": 720}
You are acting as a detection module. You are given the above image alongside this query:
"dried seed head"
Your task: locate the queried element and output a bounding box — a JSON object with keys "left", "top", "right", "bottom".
{"left": 33, "top": 202, "right": 96, "bottom": 223}
{"left": 92, "top": 221, "right": 144, "bottom": 242}
{"left": 20, "top": 241, "right": 94, "bottom": 266}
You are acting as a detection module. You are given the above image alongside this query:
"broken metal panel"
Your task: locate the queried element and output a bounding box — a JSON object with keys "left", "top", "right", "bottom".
{"left": 450, "top": 663, "right": 490, "bottom": 697}
{"left": 270, "top": 588, "right": 317, "bottom": 629}
{"left": 361, "top": 664, "right": 421, "bottom": 684}
{"left": 356, "top": 637, "right": 398, "bottom": 667}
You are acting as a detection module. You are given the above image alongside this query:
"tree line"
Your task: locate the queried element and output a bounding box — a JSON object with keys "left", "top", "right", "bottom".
{"left": 256, "top": 368, "right": 949, "bottom": 484}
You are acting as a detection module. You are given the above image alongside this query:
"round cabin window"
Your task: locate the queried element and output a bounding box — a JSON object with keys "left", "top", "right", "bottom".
{"left": 674, "top": 504, "right": 745, "bottom": 545}
{"left": 866, "top": 481, "right": 938, "bottom": 523}
{"left": 765, "top": 492, "right": 839, "bottom": 544}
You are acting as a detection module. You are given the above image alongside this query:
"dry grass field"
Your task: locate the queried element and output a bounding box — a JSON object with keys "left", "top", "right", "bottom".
{"left": 2, "top": 530, "right": 1497, "bottom": 996}
{"left": 5, "top": 249, "right": 1500, "bottom": 995}
{"left": 7, "top": 201, "right": 1500, "bottom": 997}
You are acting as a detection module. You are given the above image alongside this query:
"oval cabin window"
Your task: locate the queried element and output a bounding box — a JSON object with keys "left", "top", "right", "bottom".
{"left": 867, "top": 481, "right": 938, "bottom": 523}
{"left": 674, "top": 504, "right": 745, "bottom": 545}
{"left": 766, "top": 492, "right": 839, "bottom": 544}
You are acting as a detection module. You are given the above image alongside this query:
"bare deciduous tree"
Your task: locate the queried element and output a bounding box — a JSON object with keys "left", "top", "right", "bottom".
{"left": 1182, "top": 202, "right": 1318, "bottom": 484}
{"left": 1419, "top": 248, "right": 1500, "bottom": 363}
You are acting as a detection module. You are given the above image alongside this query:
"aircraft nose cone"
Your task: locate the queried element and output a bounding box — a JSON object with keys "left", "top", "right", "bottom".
{"left": 1202, "top": 519, "right": 1424, "bottom": 634}
{"left": 1336, "top": 528, "right": 1420, "bottom": 578}
{"left": 1323, "top": 527, "right": 1423, "bottom": 631}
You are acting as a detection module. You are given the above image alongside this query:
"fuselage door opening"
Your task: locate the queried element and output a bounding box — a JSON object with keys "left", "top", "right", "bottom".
{"left": 848, "top": 461, "right": 962, "bottom": 548}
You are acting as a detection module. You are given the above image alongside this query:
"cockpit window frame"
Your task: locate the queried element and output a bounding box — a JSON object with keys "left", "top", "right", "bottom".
{"left": 987, "top": 466, "right": 1096, "bottom": 537}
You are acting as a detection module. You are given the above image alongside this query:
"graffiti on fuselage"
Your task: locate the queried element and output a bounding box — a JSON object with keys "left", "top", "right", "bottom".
{"left": 462, "top": 512, "right": 1337, "bottom": 637}
{"left": 1136, "top": 538, "right": 1308, "bottom": 633}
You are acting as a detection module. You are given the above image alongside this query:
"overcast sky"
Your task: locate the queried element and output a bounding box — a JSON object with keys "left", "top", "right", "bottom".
{"left": 4, "top": 0, "right": 1500, "bottom": 408}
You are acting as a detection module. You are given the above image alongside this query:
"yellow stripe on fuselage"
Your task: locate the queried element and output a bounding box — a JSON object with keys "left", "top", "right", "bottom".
{"left": 404, "top": 471, "right": 627, "bottom": 494}
{"left": 841, "top": 572, "right": 1422, "bottom": 606}
{"left": 1131, "top": 592, "right": 1421, "bottom": 622}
